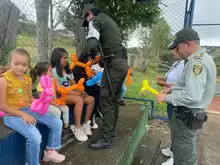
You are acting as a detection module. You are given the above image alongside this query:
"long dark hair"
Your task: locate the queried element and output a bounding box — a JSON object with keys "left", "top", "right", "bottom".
{"left": 72, "top": 47, "right": 90, "bottom": 83}
{"left": 51, "top": 47, "right": 71, "bottom": 77}
{"left": 30, "top": 62, "right": 50, "bottom": 83}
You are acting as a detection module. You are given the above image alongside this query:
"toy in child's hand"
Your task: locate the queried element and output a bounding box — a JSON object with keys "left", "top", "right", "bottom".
{"left": 70, "top": 54, "right": 93, "bottom": 78}
{"left": 31, "top": 75, "right": 53, "bottom": 115}
{"left": 55, "top": 78, "right": 85, "bottom": 105}
{"left": 125, "top": 67, "right": 133, "bottom": 86}
{"left": 0, "top": 111, "right": 4, "bottom": 117}
{"left": 86, "top": 71, "right": 102, "bottom": 86}
{"left": 140, "top": 79, "right": 159, "bottom": 95}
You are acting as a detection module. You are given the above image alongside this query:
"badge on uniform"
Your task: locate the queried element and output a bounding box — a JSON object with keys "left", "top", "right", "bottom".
{"left": 193, "top": 64, "right": 203, "bottom": 76}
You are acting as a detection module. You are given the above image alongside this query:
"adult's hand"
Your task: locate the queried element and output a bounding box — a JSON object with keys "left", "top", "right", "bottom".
{"left": 156, "top": 93, "right": 167, "bottom": 103}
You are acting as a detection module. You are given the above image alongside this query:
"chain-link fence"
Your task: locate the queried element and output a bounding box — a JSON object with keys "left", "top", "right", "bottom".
{"left": 0, "top": 0, "right": 75, "bottom": 66}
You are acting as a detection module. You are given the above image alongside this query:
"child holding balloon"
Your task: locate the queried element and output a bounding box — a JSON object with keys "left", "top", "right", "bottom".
{"left": 30, "top": 62, "right": 74, "bottom": 139}
{"left": 51, "top": 47, "right": 95, "bottom": 142}
{"left": 0, "top": 48, "right": 65, "bottom": 165}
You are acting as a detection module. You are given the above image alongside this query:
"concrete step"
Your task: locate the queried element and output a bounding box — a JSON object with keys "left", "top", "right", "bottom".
{"left": 45, "top": 104, "right": 149, "bottom": 165}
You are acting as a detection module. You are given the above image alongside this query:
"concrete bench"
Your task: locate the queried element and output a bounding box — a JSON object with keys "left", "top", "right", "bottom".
{"left": 0, "top": 119, "right": 49, "bottom": 165}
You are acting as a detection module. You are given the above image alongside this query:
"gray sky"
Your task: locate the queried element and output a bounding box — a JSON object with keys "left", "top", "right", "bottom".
{"left": 128, "top": 0, "right": 220, "bottom": 47}
{"left": 11, "top": 0, "right": 220, "bottom": 47}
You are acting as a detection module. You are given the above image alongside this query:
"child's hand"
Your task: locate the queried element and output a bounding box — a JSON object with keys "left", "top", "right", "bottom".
{"left": 50, "top": 100, "right": 59, "bottom": 106}
{"left": 21, "top": 113, "right": 37, "bottom": 125}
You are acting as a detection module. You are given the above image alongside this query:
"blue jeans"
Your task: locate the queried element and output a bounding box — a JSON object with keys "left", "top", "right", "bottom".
{"left": 3, "top": 107, "right": 63, "bottom": 165}
{"left": 120, "top": 84, "right": 127, "bottom": 100}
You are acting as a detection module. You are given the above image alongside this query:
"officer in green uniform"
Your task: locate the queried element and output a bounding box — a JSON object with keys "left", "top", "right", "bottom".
{"left": 82, "top": 4, "right": 128, "bottom": 150}
{"left": 156, "top": 28, "right": 216, "bottom": 165}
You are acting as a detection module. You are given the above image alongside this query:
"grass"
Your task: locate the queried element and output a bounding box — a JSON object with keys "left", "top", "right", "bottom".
{"left": 16, "top": 34, "right": 76, "bottom": 66}
{"left": 125, "top": 69, "right": 167, "bottom": 117}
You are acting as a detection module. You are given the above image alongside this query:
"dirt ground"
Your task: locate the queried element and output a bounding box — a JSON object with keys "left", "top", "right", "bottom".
{"left": 133, "top": 113, "right": 220, "bottom": 165}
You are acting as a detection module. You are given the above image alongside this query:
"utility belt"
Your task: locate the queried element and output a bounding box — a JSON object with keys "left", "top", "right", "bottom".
{"left": 102, "top": 47, "right": 128, "bottom": 62}
{"left": 173, "top": 106, "right": 208, "bottom": 129}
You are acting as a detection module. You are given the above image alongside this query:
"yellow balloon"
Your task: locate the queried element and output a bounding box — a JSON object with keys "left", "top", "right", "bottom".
{"left": 140, "top": 80, "right": 159, "bottom": 95}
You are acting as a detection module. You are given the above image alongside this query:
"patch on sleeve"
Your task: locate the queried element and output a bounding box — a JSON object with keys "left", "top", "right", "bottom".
{"left": 87, "top": 21, "right": 100, "bottom": 40}
{"left": 193, "top": 64, "right": 203, "bottom": 76}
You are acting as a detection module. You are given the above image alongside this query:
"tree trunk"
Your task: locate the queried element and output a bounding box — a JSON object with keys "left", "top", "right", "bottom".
{"left": 48, "top": 2, "right": 54, "bottom": 57}
{"left": 35, "top": 0, "right": 51, "bottom": 62}
{"left": 74, "top": 18, "right": 86, "bottom": 56}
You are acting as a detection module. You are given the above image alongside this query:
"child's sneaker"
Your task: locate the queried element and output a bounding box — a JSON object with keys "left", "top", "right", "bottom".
{"left": 71, "top": 125, "right": 88, "bottom": 141}
{"left": 161, "top": 157, "right": 174, "bottom": 165}
{"left": 83, "top": 120, "right": 92, "bottom": 136}
{"left": 161, "top": 147, "right": 173, "bottom": 157}
{"left": 91, "top": 122, "right": 98, "bottom": 129}
{"left": 91, "top": 115, "right": 98, "bottom": 129}
{"left": 43, "top": 150, "right": 65, "bottom": 163}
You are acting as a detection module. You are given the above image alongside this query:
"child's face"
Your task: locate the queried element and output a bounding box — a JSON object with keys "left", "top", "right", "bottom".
{"left": 60, "top": 55, "right": 68, "bottom": 67}
{"left": 47, "top": 66, "right": 53, "bottom": 77}
{"left": 10, "top": 53, "right": 29, "bottom": 76}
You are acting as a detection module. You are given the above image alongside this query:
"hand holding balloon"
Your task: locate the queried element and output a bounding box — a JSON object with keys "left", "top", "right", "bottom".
{"left": 86, "top": 71, "right": 102, "bottom": 86}
{"left": 70, "top": 54, "right": 93, "bottom": 78}
{"left": 31, "top": 75, "right": 53, "bottom": 115}
{"left": 140, "top": 79, "right": 159, "bottom": 95}
{"left": 0, "top": 111, "right": 4, "bottom": 117}
{"left": 55, "top": 78, "right": 85, "bottom": 105}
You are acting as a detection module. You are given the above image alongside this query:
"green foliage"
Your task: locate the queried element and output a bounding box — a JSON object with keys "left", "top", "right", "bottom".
{"left": 125, "top": 69, "right": 167, "bottom": 117}
{"left": 138, "top": 19, "right": 172, "bottom": 72}
{"left": 17, "top": 21, "right": 36, "bottom": 36}
{"left": 95, "top": 0, "right": 160, "bottom": 40}
{"left": 214, "top": 55, "right": 220, "bottom": 76}
{"left": 63, "top": 0, "right": 160, "bottom": 41}
{"left": 0, "top": 43, "right": 13, "bottom": 66}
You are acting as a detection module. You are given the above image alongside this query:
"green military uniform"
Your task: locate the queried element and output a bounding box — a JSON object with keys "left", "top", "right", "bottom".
{"left": 82, "top": 5, "right": 128, "bottom": 141}
{"left": 166, "top": 29, "right": 216, "bottom": 165}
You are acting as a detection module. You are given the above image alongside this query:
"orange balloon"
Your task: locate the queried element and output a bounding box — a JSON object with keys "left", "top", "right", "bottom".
{"left": 55, "top": 78, "right": 85, "bottom": 105}
{"left": 125, "top": 67, "right": 133, "bottom": 86}
{"left": 70, "top": 53, "right": 93, "bottom": 77}
{"left": 70, "top": 54, "right": 78, "bottom": 69}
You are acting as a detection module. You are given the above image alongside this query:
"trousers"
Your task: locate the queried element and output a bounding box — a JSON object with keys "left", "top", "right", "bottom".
{"left": 100, "top": 57, "right": 128, "bottom": 140}
{"left": 3, "top": 107, "right": 62, "bottom": 165}
{"left": 171, "top": 110, "right": 200, "bottom": 165}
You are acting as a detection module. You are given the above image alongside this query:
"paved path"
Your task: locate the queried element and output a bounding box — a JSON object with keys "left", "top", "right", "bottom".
{"left": 208, "top": 95, "right": 220, "bottom": 113}
{"left": 133, "top": 114, "right": 220, "bottom": 165}
{"left": 216, "top": 83, "right": 220, "bottom": 93}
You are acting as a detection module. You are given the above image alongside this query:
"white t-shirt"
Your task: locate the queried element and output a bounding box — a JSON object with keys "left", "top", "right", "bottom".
{"left": 165, "top": 60, "right": 184, "bottom": 84}
{"left": 91, "top": 64, "right": 104, "bottom": 73}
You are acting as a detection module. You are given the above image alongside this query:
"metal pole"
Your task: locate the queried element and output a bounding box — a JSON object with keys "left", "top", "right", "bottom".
{"left": 189, "top": 0, "right": 195, "bottom": 28}
{"left": 183, "top": 0, "right": 189, "bottom": 28}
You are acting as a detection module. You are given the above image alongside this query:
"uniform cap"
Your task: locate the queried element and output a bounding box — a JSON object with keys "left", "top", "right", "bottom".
{"left": 82, "top": 4, "right": 97, "bottom": 27}
{"left": 169, "top": 28, "right": 200, "bottom": 49}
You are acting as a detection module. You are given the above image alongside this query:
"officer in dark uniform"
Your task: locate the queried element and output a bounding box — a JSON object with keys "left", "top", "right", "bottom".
{"left": 82, "top": 4, "right": 128, "bottom": 149}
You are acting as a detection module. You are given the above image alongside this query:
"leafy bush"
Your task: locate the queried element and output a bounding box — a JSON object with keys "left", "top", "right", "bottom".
{"left": 0, "top": 43, "right": 13, "bottom": 66}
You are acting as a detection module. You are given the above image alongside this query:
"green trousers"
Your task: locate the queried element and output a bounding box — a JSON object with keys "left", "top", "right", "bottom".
{"left": 100, "top": 58, "right": 128, "bottom": 140}
{"left": 171, "top": 110, "right": 200, "bottom": 165}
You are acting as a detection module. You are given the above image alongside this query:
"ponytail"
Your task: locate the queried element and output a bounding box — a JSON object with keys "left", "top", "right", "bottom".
{"left": 29, "top": 62, "right": 51, "bottom": 84}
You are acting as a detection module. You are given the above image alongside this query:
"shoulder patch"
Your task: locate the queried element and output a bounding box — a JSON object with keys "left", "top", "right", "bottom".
{"left": 193, "top": 64, "right": 203, "bottom": 76}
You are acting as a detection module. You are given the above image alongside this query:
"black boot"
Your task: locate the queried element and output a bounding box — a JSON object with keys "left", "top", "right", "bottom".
{"left": 88, "top": 137, "right": 112, "bottom": 150}
{"left": 112, "top": 132, "right": 116, "bottom": 138}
